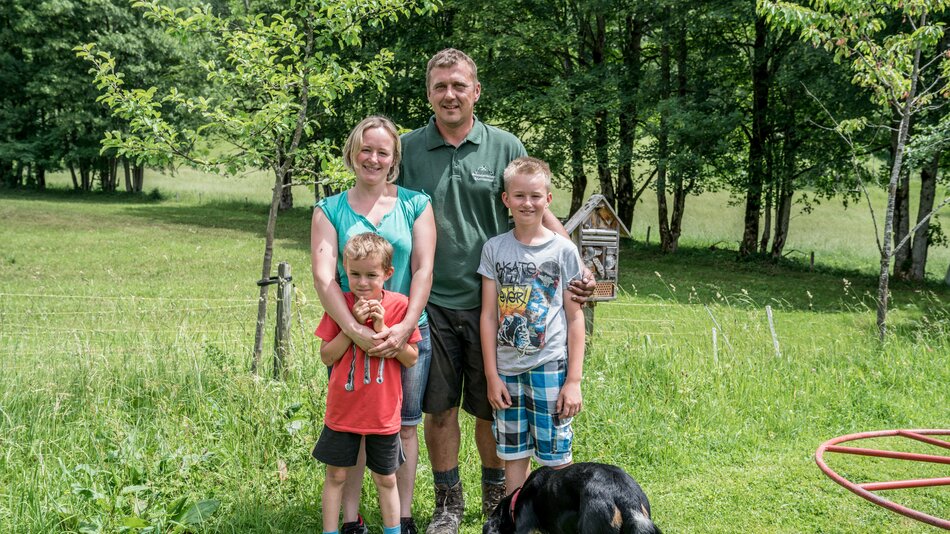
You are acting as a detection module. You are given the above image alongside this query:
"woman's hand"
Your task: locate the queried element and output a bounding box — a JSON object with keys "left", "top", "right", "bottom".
{"left": 367, "top": 319, "right": 414, "bottom": 359}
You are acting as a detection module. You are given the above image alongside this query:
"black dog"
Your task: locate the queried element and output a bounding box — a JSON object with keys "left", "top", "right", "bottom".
{"left": 483, "top": 462, "right": 660, "bottom": 534}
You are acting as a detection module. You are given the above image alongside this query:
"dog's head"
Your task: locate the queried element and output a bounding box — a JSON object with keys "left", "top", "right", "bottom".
{"left": 482, "top": 489, "right": 517, "bottom": 534}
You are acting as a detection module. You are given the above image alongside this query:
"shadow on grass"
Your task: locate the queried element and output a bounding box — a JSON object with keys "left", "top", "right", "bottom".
{"left": 1, "top": 187, "right": 313, "bottom": 252}
{"left": 618, "top": 239, "right": 950, "bottom": 318}
{"left": 0, "top": 184, "right": 165, "bottom": 205}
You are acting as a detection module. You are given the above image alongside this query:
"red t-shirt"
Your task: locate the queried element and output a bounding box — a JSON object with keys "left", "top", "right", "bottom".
{"left": 315, "top": 291, "right": 421, "bottom": 435}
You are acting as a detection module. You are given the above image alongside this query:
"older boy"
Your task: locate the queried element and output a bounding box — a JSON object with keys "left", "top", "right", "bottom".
{"left": 477, "top": 157, "right": 586, "bottom": 493}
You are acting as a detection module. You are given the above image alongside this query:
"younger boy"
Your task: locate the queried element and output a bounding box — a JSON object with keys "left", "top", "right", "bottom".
{"left": 314, "top": 232, "right": 421, "bottom": 534}
{"left": 477, "top": 156, "right": 586, "bottom": 495}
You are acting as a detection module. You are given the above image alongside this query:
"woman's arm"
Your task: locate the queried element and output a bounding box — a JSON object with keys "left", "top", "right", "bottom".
{"left": 311, "top": 207, "right": 377, "bottom": 351}
{"left": 368, "top": 204, "right": 436, "bottom": 357}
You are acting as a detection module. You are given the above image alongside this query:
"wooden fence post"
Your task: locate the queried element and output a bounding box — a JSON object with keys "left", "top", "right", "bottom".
{"left": 583, "top": 302, "right": 596, "bottom": 338}
{"left": 274, "top": 262, "right": 292, "bottom": 380}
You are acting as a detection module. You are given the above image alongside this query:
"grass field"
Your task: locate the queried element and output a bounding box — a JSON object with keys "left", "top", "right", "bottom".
{"left": 1, "top": 176, "right": 949, "bottom": 533}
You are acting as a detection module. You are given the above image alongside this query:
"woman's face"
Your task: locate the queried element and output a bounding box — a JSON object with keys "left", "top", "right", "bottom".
{"left": 354, "top": 126, "right": 396, "bottom": 186}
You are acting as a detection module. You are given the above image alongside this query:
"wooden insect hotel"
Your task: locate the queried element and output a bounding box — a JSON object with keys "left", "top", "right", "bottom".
{"left": 563, "top": 194, "right": 630, "bottom": 302}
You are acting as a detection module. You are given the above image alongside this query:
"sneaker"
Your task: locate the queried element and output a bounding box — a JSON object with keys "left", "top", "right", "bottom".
{"left": 425, "top": 481, "right": 464, "bottom": 534}
{"left": 401, "top": 517, "right": 419, "bottom": 534}
{"left": 342, "top": 514, "right": 369, "bottom": 534}
{"left": 481, "top": 481, "right": 507, "bottom": 516}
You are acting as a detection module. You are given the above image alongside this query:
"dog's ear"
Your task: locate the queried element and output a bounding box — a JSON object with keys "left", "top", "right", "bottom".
{"left": 497, "top": 492, "right": 516, "bottom": 529}
{"left": 483, "top": 493, "right": 515, "bottom": 534}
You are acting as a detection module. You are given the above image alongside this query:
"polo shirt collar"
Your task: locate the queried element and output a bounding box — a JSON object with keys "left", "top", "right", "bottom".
{"left": 423, "top": 115, "right": 486, "bottom": 150}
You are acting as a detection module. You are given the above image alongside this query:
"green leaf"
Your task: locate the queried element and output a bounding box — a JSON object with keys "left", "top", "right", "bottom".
{"left": 121, "top": 516, "right": 150, "bottom": 528}
{"left": 174, "top": 499, "right": 220, "bottom": 525}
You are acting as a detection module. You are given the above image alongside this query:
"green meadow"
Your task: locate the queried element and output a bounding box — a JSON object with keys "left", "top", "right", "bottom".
{"left": 1, "top": 171, "right": 948, "bottom": 533}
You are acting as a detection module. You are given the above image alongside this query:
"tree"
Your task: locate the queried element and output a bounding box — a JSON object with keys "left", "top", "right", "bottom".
{"left": 79, "top": 0, "right": 434, "bottom": 372}
{"left": 760, "top": 0, "right": 950, "bottom": 339}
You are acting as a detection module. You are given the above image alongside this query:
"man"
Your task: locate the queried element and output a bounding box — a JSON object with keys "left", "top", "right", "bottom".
{"left": 397, "top": 48, "right": 593, "bottom": 534}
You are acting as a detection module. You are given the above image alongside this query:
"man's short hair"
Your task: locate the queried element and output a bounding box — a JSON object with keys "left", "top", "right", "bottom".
{"left": 426, "top": 48, "right": 479, "bottom": 88}
{"left": 343, "top": 232, "right": 394, "bottom": 271}
{"left": 342, "top": 115, "right": 401, "bottom": 183}
{"left": 503, "top": 156, "right": 553, "bottom": 192}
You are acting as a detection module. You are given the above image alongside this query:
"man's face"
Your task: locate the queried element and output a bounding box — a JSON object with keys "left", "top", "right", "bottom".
{"left": 427, "top": 63, "right": 481, "bottom": 130}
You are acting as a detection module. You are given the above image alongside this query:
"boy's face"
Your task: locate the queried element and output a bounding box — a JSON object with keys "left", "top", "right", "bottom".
{"left": 502, "top": 171, "right": 552, "bottom": 227}
{"left": 345, "top": 255, "right": 393, "bottom": 300}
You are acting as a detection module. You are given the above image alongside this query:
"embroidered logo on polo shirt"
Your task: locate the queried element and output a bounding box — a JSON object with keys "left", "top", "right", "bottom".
{"left": 471, "top": 166, "right": 495, "bottom": 182}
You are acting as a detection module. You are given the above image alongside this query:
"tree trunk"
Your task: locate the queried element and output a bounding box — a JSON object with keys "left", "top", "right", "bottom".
{"left": 568, "top": 103, "right": 586, "bottom": 214}
{"left": 656, "top": 23, "right": 672, "bottom": 252}
{"left": 909, "top": 154, "right": 939, "bottom": 281}
{"left": 892, "top": 157, "right": 912, "bottom": 279}
{"left": 123, "top": 158, "right": 132, "bottom": 192}
{"left": 566, "top": 34, "right": 586, "bottom": 214}
{"left": 770, "top": 176, "right": 793, "bottom": 259}
{"left": 69, "top": 164, "right": 79, "bottom": 190}
{"left": 666, "top": 21, "right": 689, "bottom": 254}
{"left": 945, "top": 262, "right": 950, "bottom": 287}
{"left": 741, "top": 16, "right": 770, "bottom": 257}
{"left": 36, "top": 165, "right": 45, "bottom": 190}
{"left": 590, "top": 14, "right": 613, "bottom": 205}
{"left": 877, "top": 34, "right": 922, "bottom": 340}
{"left": 133, "top": 163, "right": 145, "bottom": 192}
{"left": 80, "top": 162, "right": 91, "bottom": 191}
{"left": 279, "top": 170, "right": 294, "bottom": 210}
{"left": 252, "top": 170, "right": 284, "bottom": 374}
{"left": 760, "top": 182, "right": 773, "bottom": 254}
{"left": 616, "top": 13, "right": 644, "bottom": 229}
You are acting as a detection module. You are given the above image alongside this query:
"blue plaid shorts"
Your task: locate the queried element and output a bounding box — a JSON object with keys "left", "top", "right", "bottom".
{"left": 492, "top": 359, "right": 573, "bottom": 466}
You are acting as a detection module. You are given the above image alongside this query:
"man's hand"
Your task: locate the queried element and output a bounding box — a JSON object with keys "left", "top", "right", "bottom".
{"left": 568, "top": 267, "right": 596, "bottom": 303}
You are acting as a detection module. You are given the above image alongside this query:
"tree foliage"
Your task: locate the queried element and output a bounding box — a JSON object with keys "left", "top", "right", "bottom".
{"left": 759, "top": 0, "right": 950, "bottom": 338}
{"left": 77, "top": 0, "right": 435, "bottom": 370}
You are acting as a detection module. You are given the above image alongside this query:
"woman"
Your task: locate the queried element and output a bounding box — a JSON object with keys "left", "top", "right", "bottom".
{"left": 311, "top": 115, "right": 435, "bottom": 534}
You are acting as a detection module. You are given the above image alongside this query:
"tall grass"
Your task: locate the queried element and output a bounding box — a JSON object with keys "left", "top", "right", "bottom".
{"left": 1, "top": 185, "right": 948, "bottom": 533}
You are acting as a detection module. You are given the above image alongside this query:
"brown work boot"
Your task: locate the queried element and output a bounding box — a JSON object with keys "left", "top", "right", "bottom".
{"left": 426, "top": 481, "right": 464, "bottom": 534}
{"left": 481, "top": 481, "right": 507, "bottom": 516}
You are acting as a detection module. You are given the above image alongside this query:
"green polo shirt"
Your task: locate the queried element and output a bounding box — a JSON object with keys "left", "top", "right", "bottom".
{"left": 398, "top": 116, "right": 527, "bottom": 310}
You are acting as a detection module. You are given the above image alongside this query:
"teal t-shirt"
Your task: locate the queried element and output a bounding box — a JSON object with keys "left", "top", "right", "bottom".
{"left": 315, "top": 185, "right": 431, "bottom": 325}
{"left": 398, "top": 116, "right": 527, "bottom": 310}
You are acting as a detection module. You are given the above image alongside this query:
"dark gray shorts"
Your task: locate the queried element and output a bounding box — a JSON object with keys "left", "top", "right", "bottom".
{"left": 422, "top": 303, "right": 493, "bottom": 420}
{"left": 312, "top": 426, "right": 404, "bottom": 475}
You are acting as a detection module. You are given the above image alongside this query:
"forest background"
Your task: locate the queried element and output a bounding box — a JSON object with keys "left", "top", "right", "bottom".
{"left": 1, "top": 0, "right": 949, "bottom": 532}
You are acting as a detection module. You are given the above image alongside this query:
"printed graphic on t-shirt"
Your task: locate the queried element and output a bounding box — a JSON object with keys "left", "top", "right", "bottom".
{"left": 496, "top": 259, "right": 561, "bottom": 356}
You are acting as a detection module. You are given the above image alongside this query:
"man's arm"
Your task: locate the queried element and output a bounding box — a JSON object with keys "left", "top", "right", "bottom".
{"left": 542, "top": 208, "right": 596, "bottom": 301}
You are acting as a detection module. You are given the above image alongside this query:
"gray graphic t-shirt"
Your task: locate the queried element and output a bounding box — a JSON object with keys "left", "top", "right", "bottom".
{"left": 478, "top": 231, "right": 582, "bottom": 375}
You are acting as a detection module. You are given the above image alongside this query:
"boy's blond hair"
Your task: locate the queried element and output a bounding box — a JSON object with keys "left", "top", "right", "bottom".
{"left": 342, "top": 115, "right": 402, "bottom": 183}
{"left": 343, "top": 232, "right": 394, "bottom": 271}
{"left": 426, "top": 48, "right": 479, "bottom": 89}
{"left": 503, "top": 156, "right": 553, "bottom": 192}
